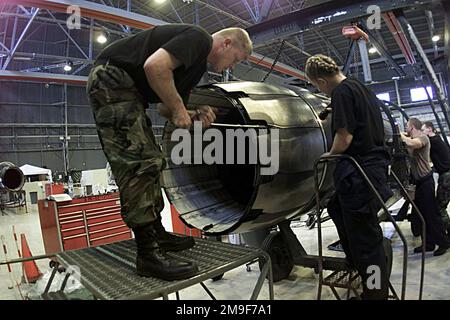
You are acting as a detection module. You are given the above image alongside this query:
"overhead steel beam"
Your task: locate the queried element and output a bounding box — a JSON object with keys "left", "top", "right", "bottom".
{"left": 210, "top": 8, "right": 226, "bottom": 29}
{"left": 0, "top": 11, "right": 130, "bottom": 37}
{"left": 2, "top": 7, "right": 39, "bottom": 70}
{"left": 88, "top": 18, "right": 93, "bottom": 59}
{"left": 5, "top": 0, "right": 306, "bottom": 80}
{"left": 0, "top": 8, "right": 9, "bottom": 67}
{"left": 444, "top": 0, "right": 450, "bottom": 96}
{"left": 17, "top": 5, "right": 30, "bottom": 14}
{"left": 46, "top": 10, "right": 89, "bottom": 60}
{"left": 188, "top": 0, "right": 307, "bottom": 79}
{"left": 201, "top": 0, "right": 312, "bottom": 60}
{"left": 20, "top": 60, "right": 84, "bottom": 72}
{"left": 281, "top": 41, "right": 311, "bottom": 58}
{"left": 99, "top": 0, "right": 128, "bottom": 33}
{"left": 250, "top": 0, "right": 312, "bottom": 66}
{"left": 130, "top": 0, "right": 179, "bottom": 25}
{"left": 71, "top": 62, "right": 89, "bottom": 75}
{"left": 242, "top": 0, "right": 258, "bottom": 23}
{"left": 382, "top": 11, "right": 416, "bottom": 65}
{"left": 359, "top": 19, "right": 406, "bottom": 77}
{"left": 246, "top": 0, "right": 434, "bottom": 46}
{"left": 278, "top": 50, "right": 302, "bottom": 70}
{"left": 253, "top": 0, "right": 260, "bottom": 21}
{"left": 196, "top": 0, "right": 250, "bottom": 27}
{"left": 425, "top": 10, "right": 438, "bottom": 59}
{"left": 313, "top": 29, "right": 344, "bottom": 64}
{"left": 258, "top": 0, "right": 275, "bottom": 22}
{"left": 0, "top": 51, "right": 91, "bottom": 63}
{"left": 248, "top": 52, "right": 306, "bottom": 80}
{"left": 5, "top": 0, "right": 168, "bottom": 29}
{"left": 383, "top": 12, "right": 417, "bottom": 65}
{"left": 293, "top": 35, "right": 311, "bottom": 57}
{"left": 397, "top": 14, "right": 450, "bottom": 134}
{"left": 374, "top": 29, "right": 388, "bottom": 50}
{"left": 194, "top": 1, "right": 199, "bottom": 25}
{"left": 269, "top": 0, "right": 311, "bottom": 59}
{"left": 398, "top": 14, "right": 447, "bottom": 101}
{"left": 168, "top": 0, "right": 183, "bottom": 23}
{"left": 0, "top": 41, "right": 10, "bottom": 53}
{"left": 354, "top": 48, "right": 444, "bottom": 68}
{"left": 268, "top": 46, "right": 445, "bottom": 72}
{"left": 10, "top": 12, "right": 19, "bottom": 57}
{"left": 0, "top": 70, "right": 88, "bottom": 85}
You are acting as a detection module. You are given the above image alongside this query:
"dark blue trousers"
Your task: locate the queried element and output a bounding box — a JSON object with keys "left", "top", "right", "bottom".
{"left": 410, "top": 174, "right": 450, "bottom": 247}
{"left": 327, "top": 156, "right": 392, "bottom": 300}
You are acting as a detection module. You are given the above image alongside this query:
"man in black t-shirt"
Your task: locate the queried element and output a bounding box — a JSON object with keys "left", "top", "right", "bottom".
{"left": 306, "top": 54, "right": 393, "bottom": 300}
{"left": 422, "top": 121, "right": 450, "bottom": 231}
{"left": 86, "top": 24, "right": 252, "bottom": 280}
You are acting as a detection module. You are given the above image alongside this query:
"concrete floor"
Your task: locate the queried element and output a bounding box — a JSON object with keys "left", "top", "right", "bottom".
{"left": 0, "top": 200, "right": 449, "bottom": 300}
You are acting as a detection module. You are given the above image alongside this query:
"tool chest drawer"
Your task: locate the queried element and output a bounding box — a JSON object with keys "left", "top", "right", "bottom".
{"left": 38, "top": 193, "right": 132, "bottom": 254}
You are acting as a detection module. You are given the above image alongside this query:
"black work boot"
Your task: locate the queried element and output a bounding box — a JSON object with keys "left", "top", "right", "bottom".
{"left": 133, "top": 223, "right": 198, "bottom": 280}
{"left": 153, "top": 217, "right": 195, "bottom": 251}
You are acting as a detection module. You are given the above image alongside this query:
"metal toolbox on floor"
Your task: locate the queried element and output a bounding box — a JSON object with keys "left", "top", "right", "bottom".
{"left": 38, "top": 192, "right": 132, "bottom": 254}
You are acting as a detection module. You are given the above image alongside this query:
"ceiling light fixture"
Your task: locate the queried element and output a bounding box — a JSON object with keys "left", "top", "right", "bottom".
{"left": 97, "top": 34, "right": 107, "bottom": 44}
{"left": 63, "top": 61, "right": 73, "bottom": 72}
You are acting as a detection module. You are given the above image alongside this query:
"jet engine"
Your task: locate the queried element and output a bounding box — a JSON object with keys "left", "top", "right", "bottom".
{"left": 0, "top": 162, "right": 25, "bottom": 192}
{"left": 161, "top": 81, "right": 395, "bottom": 235}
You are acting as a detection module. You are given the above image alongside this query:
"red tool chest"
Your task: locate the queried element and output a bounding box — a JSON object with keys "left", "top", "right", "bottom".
{"left": 38, "top": 193, "right": 132, "bottom": 254}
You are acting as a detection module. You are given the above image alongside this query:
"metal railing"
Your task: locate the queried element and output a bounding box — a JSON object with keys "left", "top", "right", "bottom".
{"left": 313, "top": 154, "right": 426, "bottom": 300}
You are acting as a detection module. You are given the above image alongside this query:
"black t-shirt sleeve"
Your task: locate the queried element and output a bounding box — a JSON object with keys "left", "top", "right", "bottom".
{"left": 331, "top": 85, "right": 356, "bottom": 134}
{"left": 161, "top": 27, "right": 211, "bottom": 70}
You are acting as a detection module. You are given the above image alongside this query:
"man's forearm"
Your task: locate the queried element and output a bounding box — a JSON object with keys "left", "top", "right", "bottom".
{"left": 158, "top": 103, "right": 197, "bottom": 120}
{"left": 145, "top": 65, "right": 186, "bottom": 117}
{"left": 400, "top": 134, "right": 422, "bottom": 149}
{"left": 329, "top": 130, "right": 352, "bottom": 155}
{"left": 330, "top": 139, "right": 349, "bottom": 155}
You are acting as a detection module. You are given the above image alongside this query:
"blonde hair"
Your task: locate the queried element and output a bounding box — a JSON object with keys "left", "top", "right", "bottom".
{"left": 305, "top": 54, "right": 340, "bottom": 81}
{"left": 213, "top": 27, "right": 253, "bottom": 56}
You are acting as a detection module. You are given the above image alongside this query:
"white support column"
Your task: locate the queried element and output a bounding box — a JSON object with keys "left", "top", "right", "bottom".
{"left": 357, "top": 39, "right": 372, "bottom": 83}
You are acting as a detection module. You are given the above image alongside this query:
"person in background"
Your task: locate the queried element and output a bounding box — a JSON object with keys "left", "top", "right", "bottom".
{"left": 400, "top": 118, "right": 450, "bottom": 256}
{"left": 422, "top": 121, "right": 450, "bottom": 232}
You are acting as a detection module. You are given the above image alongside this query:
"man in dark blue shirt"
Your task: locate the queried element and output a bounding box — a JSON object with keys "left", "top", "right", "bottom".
{"left": 306, "top": 54, "right": 393, "bottom": 300}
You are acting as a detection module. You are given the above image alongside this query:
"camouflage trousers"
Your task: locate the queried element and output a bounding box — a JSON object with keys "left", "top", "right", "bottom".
{"left": 437, "top": 171, "right": 450, "bottom": 229}
{"left": 86, "top": 63, "right": 166, "bottom": 228}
